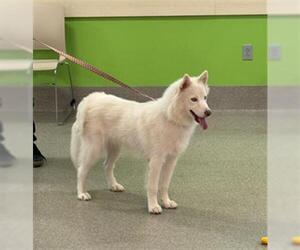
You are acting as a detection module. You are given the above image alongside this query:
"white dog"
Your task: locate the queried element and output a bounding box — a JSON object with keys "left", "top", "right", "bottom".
{"left": 71, "top": 71, "right": 211, "bottom": 214}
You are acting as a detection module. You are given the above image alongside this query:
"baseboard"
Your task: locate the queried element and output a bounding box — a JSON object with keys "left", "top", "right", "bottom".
{"left": 33, "top": 86, "right": 267, "bottom": 112}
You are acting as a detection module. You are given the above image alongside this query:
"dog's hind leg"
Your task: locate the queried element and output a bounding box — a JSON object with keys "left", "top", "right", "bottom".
{"left": 104, "top": 143, "right": 124, "bottom": 192}
{"left": 159, "top": 155, "right": 178, "bottom": 209}
{"left": 77, "top": 135, "right": 102, "bottom": 201}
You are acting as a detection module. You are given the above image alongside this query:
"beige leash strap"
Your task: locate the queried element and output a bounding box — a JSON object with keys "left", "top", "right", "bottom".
{"left": 33, "top": 38, "right": 155, "bottom": 101}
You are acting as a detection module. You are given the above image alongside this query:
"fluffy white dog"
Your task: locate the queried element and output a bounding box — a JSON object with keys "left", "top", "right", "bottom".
{"left": 71, "top": 71, "right": 211, "bottom": 214}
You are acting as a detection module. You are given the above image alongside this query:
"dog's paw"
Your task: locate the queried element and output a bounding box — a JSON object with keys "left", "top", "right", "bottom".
{"left": 110, "top": 183, "right": 125, "bottom": 192}
{"left": 148, "top": 205, "right": 162, "bottom": 214}
{"left": 77, "top": 192, "right": 92, "bottom": 201}
{"left": 162, "top": 199, "right": 178, "bottom": 209}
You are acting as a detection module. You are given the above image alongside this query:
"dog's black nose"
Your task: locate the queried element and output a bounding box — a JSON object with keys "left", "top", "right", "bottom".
{"left": 204, "top": 109, "right": 212, "bottom": 117}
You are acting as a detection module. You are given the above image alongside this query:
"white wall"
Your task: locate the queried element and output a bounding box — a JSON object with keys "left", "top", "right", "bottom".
{"left": 35, "top": 0, "right": 267, "bottom": 17}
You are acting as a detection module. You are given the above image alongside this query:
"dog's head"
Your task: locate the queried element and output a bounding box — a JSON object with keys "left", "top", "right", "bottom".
{"left": 174, "top": 71, "right": 211, "bottom": 129}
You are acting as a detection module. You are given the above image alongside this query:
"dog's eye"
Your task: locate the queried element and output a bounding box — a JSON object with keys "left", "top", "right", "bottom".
{"left": 190, "top": 97, "right": 198, "bottom": 102}
{"left": 204, "top": 96, "right": 207, "bottom": 100}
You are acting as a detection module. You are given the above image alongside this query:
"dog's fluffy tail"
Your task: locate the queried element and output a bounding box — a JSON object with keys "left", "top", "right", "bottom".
{"left": 70, "top": 99, "right": 87, "bottom": 168}
{"left": 70, "top": 122, "right": 81, "bottom": 168}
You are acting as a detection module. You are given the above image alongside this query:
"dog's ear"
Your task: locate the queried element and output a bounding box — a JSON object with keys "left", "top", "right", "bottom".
{"left": 180, "top": 74, "right": 192, "bottom": 91}
{"left": 198, "top": 70, "right": 208, "bottom": 85}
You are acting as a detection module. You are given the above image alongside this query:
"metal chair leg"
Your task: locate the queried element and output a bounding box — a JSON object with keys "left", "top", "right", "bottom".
{"left": 66, "top": 62, "right": 76, "bottom": 110}
{"left": 57, "top": 62, "right": 76, "bottom": 125}
{"left": 53, "top": 68, "right": 59, "bottom": 125}
{"left": 59, "top": 107, "right": 74, "bottom": 125}
{"left": 67, "top": 63, "right": 74, "bottom": 100}
{"left": 52, "top": 61, "right": 77, "bottom": 126}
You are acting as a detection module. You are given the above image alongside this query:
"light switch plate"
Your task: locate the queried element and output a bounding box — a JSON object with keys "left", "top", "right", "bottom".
{"left": 269, "top": 44, "right": 281, "bottom": 61}
{"left": 243, "top": 44, "right": 253, "bottom": 61}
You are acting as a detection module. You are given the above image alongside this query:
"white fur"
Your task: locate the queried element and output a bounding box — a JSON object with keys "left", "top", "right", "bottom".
{"left": 71, "top": 71, "right": 211, "bottom": 214}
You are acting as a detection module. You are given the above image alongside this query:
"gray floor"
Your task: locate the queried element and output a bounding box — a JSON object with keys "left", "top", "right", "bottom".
{"left": 34, "top": 111, "right": 267, "bottom": 250}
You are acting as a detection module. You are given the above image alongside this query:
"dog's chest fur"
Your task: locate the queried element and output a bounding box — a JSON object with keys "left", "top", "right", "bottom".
{"left": 139, "top": 112, "right": 196, "bottom": 156}
{"left": 159, "top": 122, "right": 195, "bottom": 155}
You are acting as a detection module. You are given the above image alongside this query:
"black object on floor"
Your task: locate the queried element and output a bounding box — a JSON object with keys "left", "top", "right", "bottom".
{"left": 0, "top": 144, "right": 15, "bottom": 167}
{"left": 33, "top": 143, "right": 46, "bottom": 168}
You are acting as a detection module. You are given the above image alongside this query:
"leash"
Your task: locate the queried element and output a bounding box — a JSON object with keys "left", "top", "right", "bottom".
{"left": 33, "top": 38, "right": 155, "bottom": 101}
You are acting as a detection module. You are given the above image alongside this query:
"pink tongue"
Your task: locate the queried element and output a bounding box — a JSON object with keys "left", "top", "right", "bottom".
{"left": 197, "top": 117, "right": 208, "bottom": 130}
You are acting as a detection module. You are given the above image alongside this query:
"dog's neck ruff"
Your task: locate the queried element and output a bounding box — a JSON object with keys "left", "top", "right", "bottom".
{"left": 157, "top": 97, "right": 195, "bottom": 128}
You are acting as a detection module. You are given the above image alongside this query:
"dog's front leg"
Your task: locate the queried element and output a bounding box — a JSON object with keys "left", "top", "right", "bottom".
{"left": 159, "top": 155, "right": 178, "bottom": 209}
{"left": 147, "top": 156, "right": 165, "bottom": 214}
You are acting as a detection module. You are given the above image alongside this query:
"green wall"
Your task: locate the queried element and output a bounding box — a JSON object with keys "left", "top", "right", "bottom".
{"left": 268, "top": 16, "right": 300, "bottom": 85}
{"left": 34, "top": 15, "right": 267, "bottom": 87}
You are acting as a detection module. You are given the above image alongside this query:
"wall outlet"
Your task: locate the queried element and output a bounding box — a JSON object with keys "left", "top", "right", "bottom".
{"left": 242, "top": 44, "right": 253, "bottom": 61}
{"left": 269, "top": 44, "right": 281, "bottom": 61}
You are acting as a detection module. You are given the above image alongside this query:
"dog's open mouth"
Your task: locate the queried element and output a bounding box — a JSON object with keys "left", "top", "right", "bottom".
{"left": 190, "top": 110, "right": 208, "bottom": 130}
